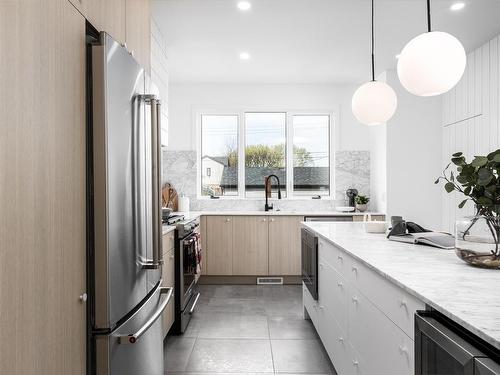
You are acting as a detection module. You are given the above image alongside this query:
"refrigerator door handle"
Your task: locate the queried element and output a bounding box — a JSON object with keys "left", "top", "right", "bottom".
{"left": 136, "top": 94, "right": 163, "bottom": 269}
{"left": 118, "top": 286, "right": 173, "bottom": 345}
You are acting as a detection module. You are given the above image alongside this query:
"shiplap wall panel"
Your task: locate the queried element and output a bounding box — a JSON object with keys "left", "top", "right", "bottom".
{"left": 442, "top": 34, "right": 500, "bottom": 232}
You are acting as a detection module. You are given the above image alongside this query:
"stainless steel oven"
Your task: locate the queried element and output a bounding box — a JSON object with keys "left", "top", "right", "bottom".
{"left": 173, "top": 217, "right": 201, "bottom": 334}
{"left": 301, "top": 228, "right": 318, "bottom": 300}
{"left": 415, "top": 311, "right": 500, "bottom": 375}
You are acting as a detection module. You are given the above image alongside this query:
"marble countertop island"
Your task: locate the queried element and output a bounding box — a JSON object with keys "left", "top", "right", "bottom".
{"left": 303, "top": 222, "right": 500, "bottom": 350}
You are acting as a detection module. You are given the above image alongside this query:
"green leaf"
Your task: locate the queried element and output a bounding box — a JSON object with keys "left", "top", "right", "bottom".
{"left": 458, "top": 199, "right": 468, "bottom": 209}
{"left": 494, "top": 153, "right": 500, "bottom": 163}
{"left": 445, "top": 182, "right": 455, "bottom": 193}
{"left": 471, "top": 156, "right": 489, "bottom": 168}
{"left": 434, "top": 178, "right": 440, "bottom": 184}
{"left": 477, "top": 168, "right": 494, "bottom": 186}
{"left": 477, "top": 196, "right": 493, "bottom": 206}
{"left": 452, "top": 157, "right": 466, "bottom": 166}
{"left": 452, "top": 152, "right": 463, "bottom": 157}
{"left": 464, "top": 186, "right": 472, "bottom": 195}
{"left": 456, "top": 175, "right": 468, "bottom": 184}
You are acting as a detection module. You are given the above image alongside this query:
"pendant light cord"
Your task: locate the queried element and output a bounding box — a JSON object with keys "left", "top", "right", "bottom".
{"left": 427, "top": 0, "right": 431, "bottom": 32}
{"left": 371, "top": 0, "right": 375, "bottom": 81}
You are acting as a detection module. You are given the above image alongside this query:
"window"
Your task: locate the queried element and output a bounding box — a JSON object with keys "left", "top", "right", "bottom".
{"left": 201, "top": 115, "right": 238, "bottom": 196}
{"left": 292, "top": 115, "right": 330, "bottom": 196}
{"left": 245, "top": 113, "right": 287, "bottom": 197}
{"left": 199, "top": 111, "right": 333, "bottom": 198}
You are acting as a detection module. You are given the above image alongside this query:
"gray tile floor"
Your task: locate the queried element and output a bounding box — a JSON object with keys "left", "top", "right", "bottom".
{"left": 164, "top": 285, "right": 336, "bottom": 375}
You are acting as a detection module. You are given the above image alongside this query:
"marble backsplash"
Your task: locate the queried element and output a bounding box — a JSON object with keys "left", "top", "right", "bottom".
{"left": 162, "top": 149, "right": 370, "bottom": 212}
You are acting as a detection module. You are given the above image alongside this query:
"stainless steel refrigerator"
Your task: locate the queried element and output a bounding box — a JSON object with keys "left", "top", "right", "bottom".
{"left": 88, "top": 31, "right": 172, "bottom": 375}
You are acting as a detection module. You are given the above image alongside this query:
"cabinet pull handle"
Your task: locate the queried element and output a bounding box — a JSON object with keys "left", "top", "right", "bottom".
{"left": 79, "top": 293, "right": 88, "bottom": 303}
{"left": 351, "top": 266, "right": 358, "bottom": 273}
{"left": 399, "top": 345, "right": 408, "bottom": 355}
{"left": 226, "top": 218, "right": 231, "bottom": 222}
{"left": 270, "top": 218, "right": 275, "bottom": 222}
{"left": 262, "top": 218, "right": 267, "bottom": 222}
{"left": 337, "top": 282, "right": 343, "bottom": 287}
{"left": 338, "top": 336, "right": 344, "bottom": 343}
{"left": 319, "top": 263, "right": 324, "bottom": 268}
{"left": 352, "top": 360, "right": 359, "bottom": 367}
{"left": 169, "top": 255, "right": 174, "bottom": 259}
{"left": 319, "top": 305, "right": 324, "bottom": 309}
{"left": 399, "top": 299, "right": 408, "bottom": 308}
{"left": 351, "top": 296, "right": 359, "bottom": 304}
{"left": 337, "top": 255, "right": 343, "bottom": 261}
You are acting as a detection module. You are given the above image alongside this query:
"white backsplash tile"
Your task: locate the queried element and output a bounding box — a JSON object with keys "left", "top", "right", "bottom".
{"left": 162, "top": 149, "right": 370, "bottom": 212}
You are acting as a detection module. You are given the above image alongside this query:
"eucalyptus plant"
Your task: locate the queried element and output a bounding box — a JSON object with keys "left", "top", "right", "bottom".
{"left": 435, "top": 149, "right": 500, "bottom": 257}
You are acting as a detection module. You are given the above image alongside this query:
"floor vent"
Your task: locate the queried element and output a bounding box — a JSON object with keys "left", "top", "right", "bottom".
{"left": 257, "top": 277, "right": 283, "bottom": 285}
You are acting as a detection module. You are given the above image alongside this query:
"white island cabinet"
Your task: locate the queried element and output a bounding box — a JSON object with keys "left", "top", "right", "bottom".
{"left": 304, "top": 237, "right": 424, "bottom": 375}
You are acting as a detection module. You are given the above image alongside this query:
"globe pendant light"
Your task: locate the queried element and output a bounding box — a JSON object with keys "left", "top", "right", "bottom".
{"left": 397, "top": 0, "right": 466, "bottom": 96}
{"left": 352, "top": 0, "right": 397, "bottom": 126}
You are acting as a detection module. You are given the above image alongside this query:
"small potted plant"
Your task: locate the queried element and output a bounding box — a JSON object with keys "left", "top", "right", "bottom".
{"left": 355, "top": 195, "right": 369, "bottom": 212}
{"left": 436, "top": 149, "right": 500, "bottom": 269}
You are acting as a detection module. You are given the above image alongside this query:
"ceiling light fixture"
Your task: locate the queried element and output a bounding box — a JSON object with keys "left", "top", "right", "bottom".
{"left": 352, "top": 0, "right": 397, "bottom": 126}
{"left": 397, "top": 0, "right": 466, "bottom": 96}
{"left": 450, "top": 2, "right": 465, "bottom": 11}
{"left": 239, "top": 52, "right": 251, "bottom": 60}
{"left": 237, "top": 1, "right": 251, "bottom": 11}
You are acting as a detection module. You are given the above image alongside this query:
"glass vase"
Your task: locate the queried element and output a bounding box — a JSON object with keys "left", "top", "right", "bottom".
{"left": 455, "top": 214, "right": 500, "bottom": 269}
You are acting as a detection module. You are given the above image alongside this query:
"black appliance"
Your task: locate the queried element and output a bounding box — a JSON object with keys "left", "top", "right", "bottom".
{"left": 173, "top": 217, "right": 201, "bottom": 334}
{"left": 415, "top": 311, "right": 500, "bottom": 375}
{"left": 346, "top": 188, "right": 358, "bottom": 207}
{"left": 301, "top": 228, "right": 318, "bottom": 300}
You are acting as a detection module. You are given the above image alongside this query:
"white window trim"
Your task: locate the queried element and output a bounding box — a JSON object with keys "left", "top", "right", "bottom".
{"left": 195, "top": 107, "right": 339, "bottom": 200}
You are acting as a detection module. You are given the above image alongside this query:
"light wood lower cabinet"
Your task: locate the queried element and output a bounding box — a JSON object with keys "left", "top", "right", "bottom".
{"left": 232, "top": 216, "right": 269, "bottom": 275}
{"left": 161, "top": 241, "right": 175, "bottom": 337}
{"left": 0, "top": 0, "right": 86, "bottom": 374}
{"left": 206, "top": 216, "right": 234, "bottom": 275}
{"left": 269, "top": 216, "right": 302, "bottom": 275}
{"left": 205, "top": 215, "right": 302, "bottom": 276}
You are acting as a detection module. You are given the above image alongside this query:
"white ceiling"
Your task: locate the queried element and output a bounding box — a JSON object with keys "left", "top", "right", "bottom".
{"left": 152, "top": 0, "right": 500, "bottom": 84}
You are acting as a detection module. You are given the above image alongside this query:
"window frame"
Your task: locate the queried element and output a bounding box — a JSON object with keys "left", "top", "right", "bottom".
{"left": 196, "top": 108, "right": 338, "bottom": 200}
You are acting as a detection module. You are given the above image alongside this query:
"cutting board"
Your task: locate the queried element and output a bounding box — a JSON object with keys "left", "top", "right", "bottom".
{"left": 162, "top": 183, "right": 178, "bottom": 211}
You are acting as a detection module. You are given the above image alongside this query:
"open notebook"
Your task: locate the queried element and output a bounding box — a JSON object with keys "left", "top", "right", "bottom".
{"left": 388, "top": 232, "right": 455, "bottom": 249}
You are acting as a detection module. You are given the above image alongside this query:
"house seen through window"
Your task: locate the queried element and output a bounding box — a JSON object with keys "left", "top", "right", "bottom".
{"left": 200, "top": 112, "right": 331, "bottom": 198}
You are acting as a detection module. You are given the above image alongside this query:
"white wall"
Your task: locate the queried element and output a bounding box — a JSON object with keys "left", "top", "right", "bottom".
{"left": 383, "top": 70, "right": 443, "bottom": 230}
{"left": 442, "top": 34, "right": 500, "bottom": 232}
{"left": 167, "top": 83, "right": 371, "bottom": 152}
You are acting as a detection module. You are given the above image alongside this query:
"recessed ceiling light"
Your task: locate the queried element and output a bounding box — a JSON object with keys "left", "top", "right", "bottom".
{"left": 450, "top": 2, "right": 465, "bottom": 11}
{"left": 237, "top": 1, "right": 251, "bottom": 11}
{"left": 239, "top": 52, "right": 251, "bottom": 60}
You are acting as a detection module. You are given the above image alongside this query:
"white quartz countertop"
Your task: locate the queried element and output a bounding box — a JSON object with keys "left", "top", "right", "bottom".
{"left": 302, "top": 222, "right": 500, "bottom": 350}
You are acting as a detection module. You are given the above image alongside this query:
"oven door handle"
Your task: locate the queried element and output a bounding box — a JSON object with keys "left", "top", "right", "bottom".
{"left": 117, "top": 287, "right": 173, "bottom": 344}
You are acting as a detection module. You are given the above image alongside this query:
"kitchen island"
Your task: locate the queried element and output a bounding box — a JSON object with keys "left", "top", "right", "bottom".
{"left": 302, "top": 221, "right": 500, "bottom": 374}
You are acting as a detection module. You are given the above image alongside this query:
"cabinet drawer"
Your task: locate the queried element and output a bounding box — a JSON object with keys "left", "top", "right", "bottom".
{"left": 162, "top": 297, "right": 175, "bottom": 338}
{"left": 347, "top": 257, "right": 424, "bottom": 339}
{"left": 318, "top": 306, "right": 354, "bottom": 374}
{"left": 318, "top": 261, "right": 348, "bottom": 329}
{"left": 349, "top": 287, "right": 414, "bottom": 375}
{"left": 303, "top": 283, "right": 319, "bottom": 329}
{"left": 162, "top": 230, "right": 175, "bottom": 254}
{"left": 162, "top": 249, "right": 174, "bottom": 289}
{"left": 319, "top": 238, "right": 349, "bottom": 275}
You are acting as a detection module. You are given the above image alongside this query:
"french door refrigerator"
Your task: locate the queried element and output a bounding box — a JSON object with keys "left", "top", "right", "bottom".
{"left": 88, "top": 31, "right": 172, "bottom": 375}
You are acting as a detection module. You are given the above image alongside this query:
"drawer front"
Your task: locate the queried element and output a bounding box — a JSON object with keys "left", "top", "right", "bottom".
{"left": 347, "top": 256, "right": 424, "bottom": 339}
{"left": 318, "top": 306, "right": 354, "bottom": 375}
{"left": 162, "top": 297, "right": 175, "bottom": 338}
{"left": 318, "top": 260, "right": 348, "bottom": 329}
{"left": 319, "top": 238, "right": 349, "bottom": 275}
{"left": 162, "top": 230, "right": 175, "bottom": 254}
{"left": 303, "top": 283, "right": 319, "bottom": 329}
{"left": 348, "top": 287, "right": 414, "bottom": 375}
{"left": 162, "top": 249, "right": 175, "bottom": 288}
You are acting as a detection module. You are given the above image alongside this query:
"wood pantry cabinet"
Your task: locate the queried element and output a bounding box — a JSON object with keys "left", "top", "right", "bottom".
{"left": 204, "top": 215, "right": 302, "bottom": 276}
{"left": 0, "top": 0, "right": 86, "bottom": 374}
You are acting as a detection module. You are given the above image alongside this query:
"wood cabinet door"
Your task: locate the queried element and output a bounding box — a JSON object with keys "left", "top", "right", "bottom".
{"left": 0, "top": 0, "right": 86, "bottom": 373}
{"left": 126, "top": 0, "right": 151, "bottom": 72}
{"left": 269, "top": 216, "right": 303, "bottom": 275}
{"left": 85, "top": 0, "right": 126, "bottom": 44}
{"left": 206, "top": 216, "right": 234, "bottom": 275}
{"left": 232, "top": 216, "right": 269, "bottom": 275}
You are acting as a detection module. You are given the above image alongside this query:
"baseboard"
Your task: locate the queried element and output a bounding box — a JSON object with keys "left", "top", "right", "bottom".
{"left": 198, "top": 275, "right": 302, "bottom": 285}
